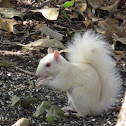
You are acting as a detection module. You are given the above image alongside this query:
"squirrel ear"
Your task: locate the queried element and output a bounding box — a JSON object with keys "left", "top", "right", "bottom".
{"left": 48, "top": 47, "right": 53, "bottom": 54}
{"left": 54, "top": 50, "right": 59, "bottom": 62}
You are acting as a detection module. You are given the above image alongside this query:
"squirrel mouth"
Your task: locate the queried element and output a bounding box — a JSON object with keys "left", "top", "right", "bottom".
{"left": 35, "top": 75, "right": 52, "bottom": 88}
{"left": 35, "top": 76, "right": 48, "bottom": 87}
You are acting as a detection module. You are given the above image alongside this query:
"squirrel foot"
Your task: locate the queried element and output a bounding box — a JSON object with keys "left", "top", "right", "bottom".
{"left": 62, "top": 106, "right": 75, "bottom": 112}
{"left": 71, "top": 112, "right": 83, "bottom": 117}
{"left": 62, "top": 106, "right": 79, "bottom": 116}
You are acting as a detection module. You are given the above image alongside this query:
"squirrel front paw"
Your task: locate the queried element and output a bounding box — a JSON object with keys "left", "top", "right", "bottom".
{"left": 36, "top": 77, "right": 49, "bottom": 88}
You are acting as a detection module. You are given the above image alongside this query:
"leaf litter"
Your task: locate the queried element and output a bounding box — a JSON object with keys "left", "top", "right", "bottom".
{"left": 0, "top": 0, "right": 126, "bottom": 125}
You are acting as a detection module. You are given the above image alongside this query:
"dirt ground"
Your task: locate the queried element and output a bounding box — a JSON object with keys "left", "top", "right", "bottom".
{"left": 0, "top": 0, "right": 126, "bottom": 126}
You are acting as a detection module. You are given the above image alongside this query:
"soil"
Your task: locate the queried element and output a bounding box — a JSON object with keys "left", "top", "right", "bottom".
{"left": 0, "top": 0, "right": 126, "bottom": 126}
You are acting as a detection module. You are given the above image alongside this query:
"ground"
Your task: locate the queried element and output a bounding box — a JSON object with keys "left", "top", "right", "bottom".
{"left": 0, "top": 0, "right": 126, "bottom": 126}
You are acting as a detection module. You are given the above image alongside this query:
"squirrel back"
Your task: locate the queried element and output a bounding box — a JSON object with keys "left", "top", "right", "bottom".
{"left": 67, "top": 30, "right": 122, "bottom": 112}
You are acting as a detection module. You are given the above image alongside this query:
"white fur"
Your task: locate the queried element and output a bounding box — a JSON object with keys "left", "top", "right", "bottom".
{"left": 67, "top": 30, "right": 122, "bottom": 113}
{"left": 35, "top": 30, "right": 122, "bottom": 117}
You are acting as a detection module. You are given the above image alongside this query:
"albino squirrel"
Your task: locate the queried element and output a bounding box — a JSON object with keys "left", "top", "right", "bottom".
{"left": 35, "top": 30, "right": 122, "bottom": 117}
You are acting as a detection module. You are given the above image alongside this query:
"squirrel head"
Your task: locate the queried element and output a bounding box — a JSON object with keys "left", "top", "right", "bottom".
{"left": 35, "top": 47, "right": 67, "bottom": 78}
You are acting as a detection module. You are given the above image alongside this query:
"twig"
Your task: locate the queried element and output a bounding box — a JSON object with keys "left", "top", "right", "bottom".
{"left": 0, "top": 57, "right": 35, "bottom": 76}
{"left": 0, "top": 50, "right": 24, "bottom": 55}
{"left": 39, "top": 0, "right": 54, "bottom": 8}
{"left": 12, "top": 65, "right": 35, "bottom": 76}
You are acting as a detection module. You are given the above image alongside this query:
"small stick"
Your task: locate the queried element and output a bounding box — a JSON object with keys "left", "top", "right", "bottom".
{"left": 39, "top": 0, "right": 54, "bottom": 8}
{"left": 12, "top": 65, "right": 35, "bottom": 76}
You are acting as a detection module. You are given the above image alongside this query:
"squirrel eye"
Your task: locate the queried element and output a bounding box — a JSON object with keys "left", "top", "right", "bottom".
{"left": 45, "top": 63, "right": 51, "bottom": 68}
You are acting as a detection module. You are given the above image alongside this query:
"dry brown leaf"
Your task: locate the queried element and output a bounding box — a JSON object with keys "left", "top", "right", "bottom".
{"left": 120, "top": 20, "right": 126, "bottom": 33}
{"left": 120, "top": 0, "right": 126, "bottom": 3}
{"left": 17, "top": 0, "right": 32, "bottom": 5}
{"left": 87, "top": 0, "right": 104, "bottom": 9}
{"left": 0, "top": 16, "right": 18, "bottom": 33}
{"left": 0, "top": 0, "right": 14, "bottom": 8}
{"left": 95, "top": 18, "right": 126, "bottom": 38}
{"left": 83, "top": 17, "right": 90, "bottom": 27}
{"left": 59, "top": 49, "right": 68, "bottom": 54}
{"left": 31, "top": 8, "right": 59, "bottom": 20}
{"left": 12, "top": 118, "right": 30, "bottom": 126}
{"left": 21, "top": 39, "right": 66, "bottom": 51}
{"left": 0, "top": 8, "right": 25, "bottom": 19}
{"left": 113, "top": 50, "right": 125, "bottom": 60}
{"left": 100, "top": 0, "right": 120, "bottom": 12}
{"left": 95, "top": 18, "right": 126, "bottom": 44}
{"left": 68, "top": 12, "right": 79, "bottom": 19}
{"left": 105, "top": 18, "right": 126, "bottom": 37}
{"left": 75, "top": 3, "right": 87, "bottom": 16}
{"left": 35, "top": 23, "right": 63, "bottom": 40}
{"left": 113, "top": 34, "right": 126, "bottom": 45}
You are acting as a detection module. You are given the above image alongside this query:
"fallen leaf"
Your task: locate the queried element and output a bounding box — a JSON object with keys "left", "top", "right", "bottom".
{"left": 100, "top": 0, "right": 120, "bottom": 12}
{"left": 120, "top": 0, "right": 126, "bottom": 3}
{"left": 0, "top": 59, "right": 11, "bottom": 67}
{"left": 113, "top": 33, "right": 126, "bottom": 45}
{"left": 68, "top": 12, "right": 78, "bottom": 19}
{"left": 0, "top": 0, "right": 14, "bottom": 8}
{"left": 0, "top": 16, "right": 19, "bottom": 33}
{"left": 75, "top": 3, "right": 87, "bottom": 16}
{"left": 46, "top": 105, "right": 64, "bottom": 122}
{"left": 12, "top": 118, "right": 29, "bottom": 126}
{"left": 31, "top": 8, "right": 59, "bottom": 20}
{"left": 113, "top": 50, "right": 125, "bottom": 60}
{"left": 20, "top": 39, "right": 65, "bottom": 52}
{"left": 0, "top": 59, "right": 17, "bottom": 67}
{"left": 0, "top": 8, "right": 25, "bottom": 19}
{"left": 62, "top": 0, "right": 74, "bottom": 8}
{"left": 33, "top": 101, "right": 52, "bottom": 118}
{"left": 17, "top": 0, "right": 32, "bottom": 5}
{"left": 19, "top": 39, "right": 65, "bottom": 51}
{"left": 95, "top": 18, "right": 125, "bottom": 38}
{"left": 21, "top": 96, "right": 38, "bottom": 108}
{"left": 87, "top": 0, "right": 104, "bottom": 9}
{"left": 11, "top": 95, "right": 20, "bottom": 107}
{"left": 84, "top": 17, "right": 91, "bottom": 27}
{"left": 120, "top": 20, "right": 126, "bottom": 33}
{"left": 35, "top": 23, "right": 63, "bottom": 40}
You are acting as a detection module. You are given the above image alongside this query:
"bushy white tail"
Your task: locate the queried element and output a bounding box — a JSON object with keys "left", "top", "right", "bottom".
{"left": 67, "top": 30, "right": 122, "bottom": 112}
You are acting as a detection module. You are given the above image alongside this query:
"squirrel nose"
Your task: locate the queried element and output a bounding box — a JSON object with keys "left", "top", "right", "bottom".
{"left": 35, "top": 72, "right": 40, "bottom": 77}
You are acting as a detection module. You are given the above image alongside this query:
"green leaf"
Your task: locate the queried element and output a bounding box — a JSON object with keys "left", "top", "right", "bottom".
{"left": 11, "top": 95, "right": 20, "bottom": 107}
{"left": 62, "top": 10, "right": 67, "bottom": 18}
{"left": 46, "top": 105, "right": 64, "bottom": 122}
{"left": 62, "top": 0, "right": 74, "bottom": 8}
{"left": 0, "top": 59, "right": 17, "bottom": 67}
{"left": 33, "top": 101, "right": 52, "bottom": 118}
{"left": 21, "top": 96, "right": 38, "bottom": 108}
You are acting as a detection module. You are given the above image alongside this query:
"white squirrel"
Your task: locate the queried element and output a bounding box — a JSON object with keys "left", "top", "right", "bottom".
{"left": 35, "top": 30, "right": 122, "bottom": 117}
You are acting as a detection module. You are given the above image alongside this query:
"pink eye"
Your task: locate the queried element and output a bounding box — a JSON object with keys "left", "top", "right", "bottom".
{"left": 45, "top": 63, "right": 51, "bottom": 67}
